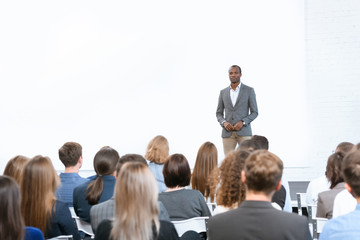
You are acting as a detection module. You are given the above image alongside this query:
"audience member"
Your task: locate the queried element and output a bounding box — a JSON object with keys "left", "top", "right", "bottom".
{"left": 3, "top": 155, "right": 29, "bottom": 184}
{"left": 94, "top": 161, "right": 201, "bottom": 240}
{"left": 332, "top": 142, "right": 358, "bottom": 218}
{"left": 21, "top": 155, "right": 80, "bottom": 240}
{"left": 145, "top": 135, "right": 169, "bottom": 193}
{"left": 191, "top": 141, "right": 218, "bottom": 201}
{"left": 208, "top": 150, "right": 311, "bottom": 240}
{"left": 238, "top": 136, "right": 292, "bottom": 212}
{"left": 316, "top": 152, "right": 346, "bottom": 219}
{"left": 320, "top": 145, "right": 360, "bottom": 239}
{"left": 158, "top": 154, "right": 211, "bottom": 220}
{"left": 209, "top": 150, "right": 249, "bottom": 215}
{"left": 90, "top": 154, "right": 170, "bottom": 233}
{"left": 0, "top": 175, "right": 26, "bottom": 240}
{"left": 73, "top": 146, "right": 119, "bottom": 223}
{"left": 56, "top": 142, "right": 88, "bottom": 207}
{"left": 306, "top": 142, "right": 354, "bottom": 206}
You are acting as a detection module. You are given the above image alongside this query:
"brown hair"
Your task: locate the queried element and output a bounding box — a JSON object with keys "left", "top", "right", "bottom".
{"left": 111, "top": 162, "right": 159, "bottom": 240}
{"left": 191, "top": 142, "right": 218, "bottom": 199}
{"left": 3, "top": 155, "right": 29, "bottom": 185}
{"left": 0, "top": 176, "right": 25, "bottom": 240}
{"left": 244, "top": 150, "right": 283, "bottom": 195}
{"left": 58, "top": 142, "right": 82, "bottom": 167}
{"left": 86, "top": 146, "right": 120, "bottom": 205}
{"left": 21, "top": 155, "right": 59, "bottom": 234}
{"left": 326, "top": 152, "right": 345, "bottom": 189}
{"left": 251, "top": 135, "right": 269, "bottom": 150}
{"left": 116, "top": 154, "right": 147, "bottom": 175}
{"left": 342, "top": 147, "right": 360, "bottom": 197}
{"left": 163, "top": 154, "right": 191, "bottom": 188}
{"left": 209, "top": 150, "right": 249, "bottom": 207}
{"left": 335, "top": 142, "right": 354, "bottom": 155}
{"left": 145, "top": 135, "right": 169, "bottom": 164}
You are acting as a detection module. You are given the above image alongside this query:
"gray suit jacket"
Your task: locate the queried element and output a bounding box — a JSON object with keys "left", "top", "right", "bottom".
{"left": 208, "top": 201, "right": 311, "bottom": 240}
{"left": 90, "top": 197, "right": 170, "bottom": 233}
{"left": 216, "top": 83, "right": 258, "bottom": 138}
{"left": 316, "top": 182, "right": 345, "bottom": 219}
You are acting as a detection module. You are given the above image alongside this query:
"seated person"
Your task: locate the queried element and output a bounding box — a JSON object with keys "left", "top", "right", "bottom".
{"left": 3, "top": 155, "right": 29, "bottom": 184}
{"left": 317, "top": 152, "right": 346, "bottom": 219}
{"left": 209, "top": 150, "right": 249, "bottom": 215}
{"left": 191, "top": 141, "right": 218, "bottom": 202}
{"left": 158, "top": 154, "right": 211, "bottom": 220}
{"left": 208, "top": 150, "right": 311, "bottom": 240}
{"left": 56, "top": 142, "right": 88, "bottom": 207}
{"left": 73, "top": 146, "right": 120, "bottom": 222}
{"left": 320, "top": 144, "right": 360, "bottom": 239}
{"left": 94, "top": 161, "right": 200, "bottom": 240}
{"left": 90, "top": 154, "right": 170, "bottom": 233}
{"left": 21, "top": 155, "right": 80, "bottom": 240}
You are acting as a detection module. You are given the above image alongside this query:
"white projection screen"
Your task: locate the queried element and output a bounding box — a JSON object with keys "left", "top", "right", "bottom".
{"left": 0, "top": 0, "right": 307, "bottom": 174}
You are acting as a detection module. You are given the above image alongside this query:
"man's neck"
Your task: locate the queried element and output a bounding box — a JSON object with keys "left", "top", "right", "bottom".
{"left": 245, "top": 190, "right": 273, "bottom": 202}
{"left": 64, "top": 165, "right": 79, "bottom": 174}
{"left": 231, "top": 82, "right": 240, "bottom": 90}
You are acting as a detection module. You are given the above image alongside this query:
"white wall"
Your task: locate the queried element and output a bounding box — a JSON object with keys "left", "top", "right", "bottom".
{"left": 303, "top": 0, "right": 360, "bottom": 180}
{"left": 0, "top": 1, "right": 307, "bottom": 175}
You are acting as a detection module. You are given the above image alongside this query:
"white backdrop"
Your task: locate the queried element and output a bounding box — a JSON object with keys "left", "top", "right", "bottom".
{"left": 0, "top": 0, "right": 307, "bottom": 174}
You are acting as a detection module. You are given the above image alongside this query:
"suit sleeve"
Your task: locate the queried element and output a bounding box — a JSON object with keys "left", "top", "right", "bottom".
{"left": 216, "top": 90, "right": 226, "bottom": 126}
{"left": 243, "top": 87, "right": 258, "bottom": 124}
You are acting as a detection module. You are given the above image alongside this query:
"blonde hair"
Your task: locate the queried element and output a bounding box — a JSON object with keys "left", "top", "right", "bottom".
{"left": 145, "top": 135, "right": 169, "bottom": 164}
{"left": 21, "top": 155, "right": 59, "bottom": 234}
{"left": 111, "top": 162, "right": 159, "bottom": 240}
{"left": 3, "top": 155, "right": 29, "bottom": 185}
{"left": 191, "top": 142, "right": 218, "bottom": 199}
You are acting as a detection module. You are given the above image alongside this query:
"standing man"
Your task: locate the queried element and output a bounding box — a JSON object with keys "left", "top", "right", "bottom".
{"left": 216, "top": 65, "right": 258, "bottom": 156}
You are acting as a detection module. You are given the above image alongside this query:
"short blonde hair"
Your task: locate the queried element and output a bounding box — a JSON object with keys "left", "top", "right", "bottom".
{"left": 3, "top": 155, "right": 29, "bottom": 185}
{"left": 145, "top": 135, "right": 169, "bottom": 164}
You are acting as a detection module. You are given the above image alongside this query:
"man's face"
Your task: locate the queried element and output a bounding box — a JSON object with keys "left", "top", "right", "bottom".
{"left": 228, "top": 67, "right": 241, "bottom": 84}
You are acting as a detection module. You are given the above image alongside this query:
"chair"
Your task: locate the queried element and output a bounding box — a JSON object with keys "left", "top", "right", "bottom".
{"left": 296, "top": 192, "right": 307, "bottom": 215}
{"left": 25, "top": 226, "right": 45, "bottom": 240}
{"left": 206, "top": 202, "right": 217, "bottom": 215}
{"left": 69, "top": 207, "right": 94, "bottom": 238}
{"left": 311, "top": 217, "right": 327, "bottom": 240}
{"left": 46, "top": 235, "right": 73, "bottom": 240}
{"left": 171, "top": 216, "right": 209, "bottom": 237}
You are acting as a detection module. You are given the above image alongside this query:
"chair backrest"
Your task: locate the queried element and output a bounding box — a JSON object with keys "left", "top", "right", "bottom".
{"left": 307, "top": 204, "right": 317, "bottom": 220}
{"left": 312, "top": 217, "right": 327, "bottom": 240}
{"left": 171, "top": 216, "right": 209, "bottom": 237}
{"left": 46, "top": 235, "right": 73, "bottom": 240}
{"left": 206, "top": 202, "right": 217, "bottom": 215}
{"left": 69, "top": 207, "right": 94, "bottom": 238}
{"left": 296, "top": 192, "right": 307, "bottom": 215}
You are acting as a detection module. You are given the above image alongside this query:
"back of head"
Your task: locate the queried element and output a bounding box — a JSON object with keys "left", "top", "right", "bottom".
{"left": 145, "top": 135, "right": 169, "bottom": 164}
{"left": 244, "top": 150, "right": 283, "bottom": 195}
{"left": 215, "top": 150, "right": 250, "bottom": 207}
{"left": 3, "top": 155, "right": 29, "bottom": 185}
{"left": 192, "top": 141, "right": 218, "bottom": 198}
{"left": 163, "top": 153, "right": 191, "bottom": 188}
{"left": 116, "top": 154, "right": 147, "bottom": 175}
{"left": 0, "top": 175, "right": 25, "bottom": 240}
{"left": 251, "top": 135, "right": 269, "bottom": 150}
{"left": 21, "top": 155, "right": 58, "bottom": 233}
{"left": 86, "top": 146, "right": 120, "bottom": 205}
{"left": 335, "top": 142, "right": 354, "bottom": 155}
{"left": 326, "top": 152, "right": 345, "bottom": 189}
{"left": 112, "top": 161, "right": 159, "bottom": 240}
{"left": 238, "top": 139, "right": 259, "bottom": 152}
{"left": 58, "top": 142, "right": 82, "bottom": 167}
{"left": 342, "top": 148, "right": 360, "bottom": 198}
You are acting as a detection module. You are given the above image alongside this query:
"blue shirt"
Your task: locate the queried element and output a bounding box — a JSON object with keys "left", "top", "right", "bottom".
{"left": 320, "top": 204, "right": 360, "bottom": 240}
{"left": 56, "top": 173, "right": 88, "bottom": 207}
{"left": 148, "top": 162, "right": 167, "bottom": 193}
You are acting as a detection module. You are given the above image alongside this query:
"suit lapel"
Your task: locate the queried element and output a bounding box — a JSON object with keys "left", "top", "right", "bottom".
{"left": 224, "top": 86, "right": 234, "bottom": 109}
{"left": 234, "top": 83, "right": 244, "bottom": 108}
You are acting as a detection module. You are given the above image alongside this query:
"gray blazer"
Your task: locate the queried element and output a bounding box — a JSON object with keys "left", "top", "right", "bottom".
{"left": 316, "top": 182, "right": 345, "bottom": 219}
{"left": 216, "top": 83, "right": 258, "bottom": 138}
{"left": 90, "top": 197, "right": 170, "bottom": 233}
{"left": 208, "top": 201, "right": 312, "bottom": 240}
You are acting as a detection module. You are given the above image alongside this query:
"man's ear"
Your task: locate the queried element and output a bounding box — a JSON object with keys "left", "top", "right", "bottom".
{"left": 345, "top": 182, "right": 353, "bottom": 195}
{"left": 241, "top": 170, "right": 246, "bottom": 184}
{"left": 275, "top": 180, "right": 282, "bottom": 191}
{"left": 78, "top": 156, "right": 83, "bottom": 168}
